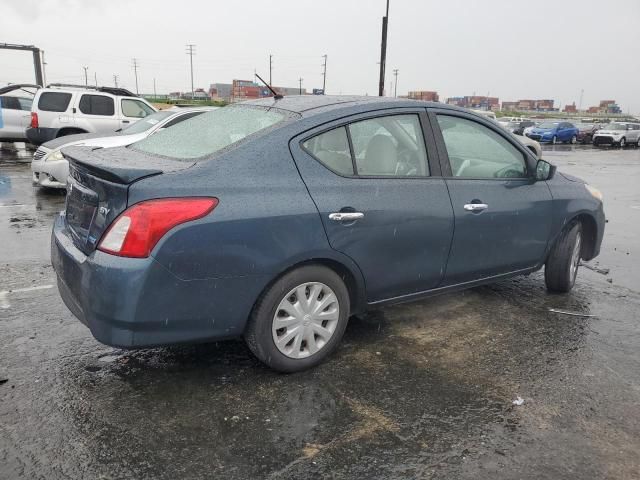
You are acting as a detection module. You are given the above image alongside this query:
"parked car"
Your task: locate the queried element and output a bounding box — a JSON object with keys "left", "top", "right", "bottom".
{"left": 51, "top": 96, "right": 605, "bottom": 372}
{"left": 498, "top": 116, "right": 528, "bottom": 128}
{"left": 26, "top": 84, "right": 156, "bottom": 146}
{"left": 523, "top": 122, "right": 539, "bottom": 137}
{"left": 31, "top": 107, "right": 215, "bottom": 189}
{"left": 592, "top": 122, "right": 640, "bottom": 148}
{"left": 516, "top": 134, "right": 542, "bottom": 159}
{"left": 575, "top": 123, "right": 600, "bottom": 144}
{"left": 502, "top": 120, "right": 535, "bottom": 136}
{"left": 0, "top": 84, "right": 40, "bottom": 143}
{"left": 526, "top": 121, "right": 579, "bottom": 144}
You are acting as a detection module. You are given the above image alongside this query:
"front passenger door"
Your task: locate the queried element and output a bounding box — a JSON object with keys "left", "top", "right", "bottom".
{"left": 431, "top": 111, "right": 553, "bottom": 285}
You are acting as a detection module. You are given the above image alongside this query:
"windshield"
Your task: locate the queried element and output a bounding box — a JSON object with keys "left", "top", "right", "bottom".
{"left": 605, "top": 123, "right": 627, "bottom": 131}
{"left": 122, "top": 111, "right": 174, "bottom": 134}
{"left": 538, "top": 122, "right": 559, "bottom": 129}
{"left": 132, "top": 105, "right": 296, "bottom": 159}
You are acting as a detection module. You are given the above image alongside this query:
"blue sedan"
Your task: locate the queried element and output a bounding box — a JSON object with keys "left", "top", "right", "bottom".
{"left": 52, "top": 96, "right": 605, "bottom": 372}
{"left": 526, "top": 121, "right": 580, "bottom": 144}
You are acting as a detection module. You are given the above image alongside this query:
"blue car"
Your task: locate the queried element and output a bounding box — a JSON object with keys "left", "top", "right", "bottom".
{"left": 526, "top": 121, "right": 579, "bottom": 144}
{"left": 52, "top": 97, "right": 605, "bottom": 372}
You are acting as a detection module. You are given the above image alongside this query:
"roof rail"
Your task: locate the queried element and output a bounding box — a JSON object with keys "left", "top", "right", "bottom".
{"left": 46, "top": 83, "right": 138, "bottom": 97}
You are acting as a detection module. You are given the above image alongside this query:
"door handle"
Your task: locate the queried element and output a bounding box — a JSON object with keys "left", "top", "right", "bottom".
{"left": 122, "top": 120, "right": 130, "bottom": 124}
{"left": 329, "top": 212, "right": 364, "bottom": 221}
{"left": 463, "top": 203, "right": 488, "bottom": 212}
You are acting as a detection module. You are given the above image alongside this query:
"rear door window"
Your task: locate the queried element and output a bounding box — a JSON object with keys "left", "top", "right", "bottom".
{"left": 302, "top": 127, "right": 354, "bottom": 175}
{"left": 0, "top": 96, "right": 21, "bottom": 110}
{"left": 78, "top": 94, "right": 115, "bottom": 116}
{"left": 121, "top": 99, "right": 155, "bottom": 118}
{"left": 38, "top": 92, "right": 72, "bottom": 112}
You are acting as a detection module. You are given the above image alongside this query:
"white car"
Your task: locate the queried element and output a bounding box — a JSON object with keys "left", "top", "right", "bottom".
{"left": 26, "top": 84, "right": 156, "bottom": 146}
{"left": 31, "top": 107, "right": 215, "bottom": 188}
{"left": 0, "top": 84, "right": 39, "bottom": 142}
{"left": 592, "top": 122, "right": 640, "bottom": 148}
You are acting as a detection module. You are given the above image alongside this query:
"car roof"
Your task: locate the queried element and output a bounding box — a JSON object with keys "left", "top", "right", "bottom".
{"left": 241, "top": 95, "right": 443, "bottom": 117}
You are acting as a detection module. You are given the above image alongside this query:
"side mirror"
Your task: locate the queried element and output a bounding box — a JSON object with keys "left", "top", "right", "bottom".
{"left": 536, "top": 159, "right": 556, "bottom": 181}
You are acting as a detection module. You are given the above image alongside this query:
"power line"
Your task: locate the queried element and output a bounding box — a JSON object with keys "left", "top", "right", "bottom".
{"left": 321, "top": 54, "right": 327, "bottom": 94}
{"left": 186, "top": 44, "right": 196, "bottom": 99}
{"left": 132, "top": 58, "right": 139, "bottom": 94}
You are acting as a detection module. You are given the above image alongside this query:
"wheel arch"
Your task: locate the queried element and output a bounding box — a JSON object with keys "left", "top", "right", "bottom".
{"left": 56, "top": 127, "right": 88, "bottom": 137}
{"left": 573, "top": 212, "right": 599, "bottom": 261}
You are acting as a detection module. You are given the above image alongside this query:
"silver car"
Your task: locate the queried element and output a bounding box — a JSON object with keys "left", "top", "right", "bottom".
{"left": 31, "top": 107, "right": 216, "bottom": 188}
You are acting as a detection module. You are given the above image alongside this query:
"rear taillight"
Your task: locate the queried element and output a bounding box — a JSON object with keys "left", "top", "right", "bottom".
{"left": 30, "top": 112, "right": 39, "bottom": 128}
{"left": 97, "top": 197, "right": 218, "bottom": 258}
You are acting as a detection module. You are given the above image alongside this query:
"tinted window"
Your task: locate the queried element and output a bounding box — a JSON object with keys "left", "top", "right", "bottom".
{"left": 132, "top": 105, "right": 294, "bottom": 160}
{"left": 302, "top": 127, "right": 353, "bottom": 175}
{"left": 348, "top": 114, "right": 429, "bottom": 176}
{"left": 121, "top": 99, "right": 155, "bottom": 118}
{"left": 0, "top": 96, "right": 21, "bottom": 110}
{"left": 78, "top": 94, "right": 115, "bottom": 116}
{"left": 437, "top": 115, "right": 527, "bottom": 179}
{"left": 38, "top": 92, "right": 72, "bottom": 112}
{"left": 17, "top": 98, "right": 32, "bottom": 111}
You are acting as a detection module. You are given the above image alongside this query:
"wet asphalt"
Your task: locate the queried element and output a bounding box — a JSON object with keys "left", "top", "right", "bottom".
{"left": 1, "top": 143, "right": 639, "bottom": 479}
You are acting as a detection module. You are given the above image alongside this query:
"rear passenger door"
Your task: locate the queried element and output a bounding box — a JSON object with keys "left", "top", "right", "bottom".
{"left": 429, "top": 109, "right": 553, "bottom": 285}
{"left": 290, "top": 109, "right": 454, "bottom": 302}
{"left": 76, "top": 94, "right": 119, "bottom": 132}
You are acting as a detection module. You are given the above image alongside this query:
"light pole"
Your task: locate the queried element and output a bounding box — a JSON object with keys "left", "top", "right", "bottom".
{"left": 378, "top": 0, "right": 390, "bottom": 96}
{"left": 393, "top": 68, "right": 398, "bottom": 98}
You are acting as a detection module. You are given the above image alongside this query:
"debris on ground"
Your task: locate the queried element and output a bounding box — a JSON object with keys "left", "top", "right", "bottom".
{"left": 548, "top": 308, "right": 596, "bottom": 317}
{"left": 0, "top": 378, "right": 8, "bottom": 385}
{"left": 512, "top": 396, "right": 525, "bottom": 406}
{"left": 581, "top": 263, "right": 610, "bottom": 275}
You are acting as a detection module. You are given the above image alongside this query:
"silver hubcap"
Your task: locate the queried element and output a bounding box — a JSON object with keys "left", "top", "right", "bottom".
{"left": 272, "top": 282, "right": 340, "bottom": 359}
{"left": 570, "top": 232, "right": 582, "bottom": 281}
{"left": 621, "top": 139, "right": 625, "bottom": 147}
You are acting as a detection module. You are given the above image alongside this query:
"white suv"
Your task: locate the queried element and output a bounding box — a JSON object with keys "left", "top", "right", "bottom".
{"left": 592, "top": 122, "right": 640, "bottom": 148}
{"left": 26, "top": 84, "right": 156, "bottom": 145}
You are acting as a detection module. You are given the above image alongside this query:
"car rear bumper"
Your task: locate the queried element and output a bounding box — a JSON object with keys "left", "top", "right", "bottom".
{"left": 51, "top": 213, "right": 267, "bottom": 348}
{"left": 31, "top": 159, "right": 68, "bottom": 188}
{"left": 26, "top": 127, "right": 58, "bottom": 146}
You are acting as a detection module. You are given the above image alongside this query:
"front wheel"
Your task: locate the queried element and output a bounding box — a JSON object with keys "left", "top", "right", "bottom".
{"left": 545, "top": 222, "right": 582, "bottom": 293}
{"left": 551, "top": 135, "right": 557, "bottom": 145}
{"left": 570, "top": 135, "right": 577, "bottom": 144}
{"left": 619, "top": 137, "right": 626, "bottom": 148}
{"left": 244, "top": 265, "right": 350, "bottom": 372}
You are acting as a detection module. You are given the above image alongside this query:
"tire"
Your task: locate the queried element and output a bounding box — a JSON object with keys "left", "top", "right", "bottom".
{"left": 619, "top": 137, "right": 626, "bottom": 148}
{"left": 551, "top": 135, "right": 557, "bottom": 145}
{"left": 636, "top": 137, "right": 640, "bottom": 148}
{"left": 545, "top": 222, "right": 582, "bottom": 293}
{"left": 244, "top": 265, "right": 350, "bottom": 372}
{"left": 570, "top": 135, "right": 577, "bottom": 144}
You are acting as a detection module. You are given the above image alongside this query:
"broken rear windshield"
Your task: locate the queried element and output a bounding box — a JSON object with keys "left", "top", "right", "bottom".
{"left": 131, "top": 105, "right": 297, "bottom": 159}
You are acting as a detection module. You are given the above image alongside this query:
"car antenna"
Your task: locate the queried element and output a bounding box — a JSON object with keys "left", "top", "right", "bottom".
{"left": 255, "top": 73, "right": 283, "bottom": 100}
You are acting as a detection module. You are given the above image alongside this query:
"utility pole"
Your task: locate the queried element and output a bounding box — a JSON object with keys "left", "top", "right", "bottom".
{"left": 113, "top": 74, "right": 119, "bottom": 88}
{"left": 153, "top": 77, "right": 157, "bottom": 98}
{"left": 321, "top": 54, "right": 327, "bottom": 94}
{"left": 579, "top": 89, "right": 584, "bottom": 111}
{"left": 82, "top": 66, "right": 89, "bottom": 86}
{"left": 393, "top": 68, "right": 398, "bottom": 98}
{"left": 186, "top": 44, "right": 196, "bottom": 99}
{"left": 299, "top": 77, "right": 303, "bottom": 95}
{"left": 132, "top": 58, "right": 139, "bottom": 95}
{"left": 269, "top": 54, "right": 273, "bottom": 85}
{"left": 378, "top": 0, "right": 390, "bottom": 96}
{"left": 41, "top": 50, "right": 47, "bottom": 86}
{"left": 94, "top": 72, "right": 98, "bottom": 86}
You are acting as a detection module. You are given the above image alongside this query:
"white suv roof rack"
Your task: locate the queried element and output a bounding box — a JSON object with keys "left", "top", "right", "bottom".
{"left": 46, "top": 83, "right": 139, "bottom": 97}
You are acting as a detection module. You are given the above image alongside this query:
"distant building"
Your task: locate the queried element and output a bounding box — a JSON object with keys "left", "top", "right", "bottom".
{"left": 563, "top": 102, "right": 577, "bottom": 113}
{"left": 408, "top": 90, "right": 439, "bottom": 102}
{"left": 210, "top": 83, "right": 232, "bottom": 101}
{"left": 501, "top": 101, "right": 519, "bottom": 110}
{"left": 446, "top": 96, "right": 499, "bottom": 111}
{"left": 502, "top": 99, "right": 556, "bottom": 112}
{"left": 586, "top": 100, "right": 622, "bottom": 114}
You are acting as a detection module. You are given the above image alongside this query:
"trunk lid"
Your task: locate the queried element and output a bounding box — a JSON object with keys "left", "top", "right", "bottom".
{"left": 62, "top": 145, "right": 193, "bottom": 254}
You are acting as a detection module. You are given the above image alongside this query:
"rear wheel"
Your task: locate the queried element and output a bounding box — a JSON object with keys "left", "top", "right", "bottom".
{"left": 619, "top": 137, "right": 626, "bottom": 148}
{"left": 551, "top": 135, "right": 557, "bottom": 145}
{"left": 570, "top": 135, "right": 577, "bottom": 144}
{"left": 545, "top": 222, "right": 582, "bottom": 293}
{"left": 244, "top": 265, "right": 350, "bottom": 372}
{"left": 636, "top": 137, "right": 640, "bottom": 148}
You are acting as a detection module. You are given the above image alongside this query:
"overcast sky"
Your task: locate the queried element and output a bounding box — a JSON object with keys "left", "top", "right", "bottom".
{"left": 2, "top": 0, "right": 639, "bottom": 113}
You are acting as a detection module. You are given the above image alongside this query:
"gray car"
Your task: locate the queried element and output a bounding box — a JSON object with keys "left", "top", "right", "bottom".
{"left": 51, "top": 96, "right": 605, "bottom": 372}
